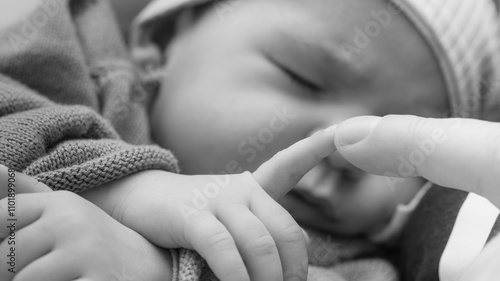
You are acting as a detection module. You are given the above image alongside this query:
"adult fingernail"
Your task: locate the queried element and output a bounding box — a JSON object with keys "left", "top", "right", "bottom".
{"left": 336, "top": 116, "right": 381, "bottom": 146}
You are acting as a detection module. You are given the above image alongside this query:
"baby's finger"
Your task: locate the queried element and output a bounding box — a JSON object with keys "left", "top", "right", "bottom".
{"left": 184, "top": 211, "right": 250, "bottom": 281}
{"left": 14, "top": 251, "right": 80, "bottom": 281}
{"left": 217, "top": 204, "right": 282, "bottom": 281}
{"left": 334, "top": 115, "right": 500, "bottom": 207}
{"left": 253, "top": 126, "right": 337, "bottom": 200}
{"left": 251, "top": 190, "right": 308, "bottom": 281}
{"left": 0, "top": 165, "right": 52, "bottom": 199}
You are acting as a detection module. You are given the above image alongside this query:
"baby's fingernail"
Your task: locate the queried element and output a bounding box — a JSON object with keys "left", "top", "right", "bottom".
{"left": 323, "top": 124, "right": 338, "bottom": 134}
{"left": 336, "top": 116, "right": 381, "bottom": 146}
{"left": 310, "top": 125, "right": 338, "bottom": 139}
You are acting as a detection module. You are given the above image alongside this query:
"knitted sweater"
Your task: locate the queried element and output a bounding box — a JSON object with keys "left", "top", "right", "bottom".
{"left": 0, "top": 0, "right": 179, "bottom": 188}
{"left": 0, "top": 0, "right": 183, "bottom": 278}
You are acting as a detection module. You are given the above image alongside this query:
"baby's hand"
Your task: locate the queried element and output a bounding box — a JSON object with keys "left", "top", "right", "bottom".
{"left": 86, "top": 126, "right": 337, "bottom": 281}
{"left": 0, "top": 170, "right": 173, "bottom": 281}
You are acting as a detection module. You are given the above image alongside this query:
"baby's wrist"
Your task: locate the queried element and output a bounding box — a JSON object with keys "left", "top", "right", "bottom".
{"left": 80, "top": 170, "right": 167, "bottom": 221}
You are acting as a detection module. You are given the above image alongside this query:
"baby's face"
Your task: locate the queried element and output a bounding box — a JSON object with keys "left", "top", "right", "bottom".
{"left": 151, "top": 0, "right": 447, "bottom": 235}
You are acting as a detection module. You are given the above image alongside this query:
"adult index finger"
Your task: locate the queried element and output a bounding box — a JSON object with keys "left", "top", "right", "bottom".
{"left": 334, "top": 115, "right": 500, "bottom": 208}
{"left": 253, "top": 126, "right": 337, "bottom": 200}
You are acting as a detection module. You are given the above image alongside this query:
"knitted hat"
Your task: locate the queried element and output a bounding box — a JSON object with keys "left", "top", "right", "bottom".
{"left": 389, "top": 0, "right": 500, "bottom": 119}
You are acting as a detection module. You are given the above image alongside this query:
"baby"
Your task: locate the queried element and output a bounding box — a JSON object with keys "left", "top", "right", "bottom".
{"left": 2, "top": 0, "right": 499, "bottom": 281}
{"left": 130, "top": 0, "right": 500, "bottom": 278}
{"left": 135, "top": 0, "right": 478, "bottom": 236}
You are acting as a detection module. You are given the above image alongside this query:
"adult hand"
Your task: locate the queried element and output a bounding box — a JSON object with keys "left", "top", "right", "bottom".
{"left": 0, "top": 165, "right": 173, "bottom": 281}
{"left": 82, "top": 127, "right": 338, "bottom": 281}
{"left": 333, "top": 115, "right": 500, "bottom": 208}
{"left": 332, "top": 115, "right": 500, "bottom": 281}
